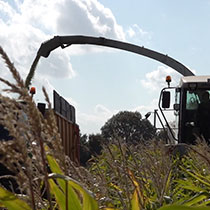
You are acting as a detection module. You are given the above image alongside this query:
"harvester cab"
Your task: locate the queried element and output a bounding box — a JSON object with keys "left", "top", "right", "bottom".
{"left": 159, "top": 75, "right": 210, "bottom": 144}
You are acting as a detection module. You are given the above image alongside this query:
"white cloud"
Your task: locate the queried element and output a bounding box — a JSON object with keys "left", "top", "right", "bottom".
{"left": 127, "top": 24, "right": 148, "bottom": 37}
{"left": 13, "top": 0, "right": 60, "bottom": 32}
{"left": 0, "top": 0, "right": 128, "bottom": 103}
{"left": 77, "top": 104, "right": 116, "bottom": 134}
{"left": 127, "top": 27, "right": 135, "bottom": 38}
{"left": 56, "top": 0, "right": 125, "bottom": 40}
{"left": 141, "top": 66, "right": 182, "bottom": 92}
{"left": 2, "top": 0, "right": 125, "bottom": 42}
{"left": 0, "top": 1, "right": 76, "bottom": 79}
{"left": 0, "top": 1, "right": 16, "bottom": 20}
{"left": 38, "top": 49, "right": 76, "bottom": 79}
{"left": 0, "top": 0, "right": 127, "bottom": 83}
{"left": 126, "top": 24, "right": 151, "bottom": 44}
{"left": 134, "top": 98, "right": 158, "bottom": 115}
{"left": 94, "top": 104, "right": 112, "bottom": 115}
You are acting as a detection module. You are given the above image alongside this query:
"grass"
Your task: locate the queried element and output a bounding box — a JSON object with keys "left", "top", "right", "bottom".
{"left": 1, "top": 45, "right": 210, "bottom": 209}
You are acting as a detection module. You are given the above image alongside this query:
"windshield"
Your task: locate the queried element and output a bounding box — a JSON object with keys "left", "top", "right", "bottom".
{"left": 186, "top": 89, "right": 210, "bottom": 109}
{"left": 184, "top": 89, "right": 210, "bottom": 143}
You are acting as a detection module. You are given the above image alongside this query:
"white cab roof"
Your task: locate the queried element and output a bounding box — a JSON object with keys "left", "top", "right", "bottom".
{"left": 179, "top": 75, "right": 210, "bottom": 87}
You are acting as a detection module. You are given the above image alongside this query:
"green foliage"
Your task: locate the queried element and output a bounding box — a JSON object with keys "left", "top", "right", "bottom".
{"left": 158, "top": 205, "right": 210, "bottom": 210}
{"left": 89, "top": 134, "right": 103, "bottom": 155}
{"left": 79, "top": 133, "right": 104, "bottom": 166}
{"left": 0, "top": 187, "right": 31, "bottom": 210}
{"left": 0, "top": 150, "right": 99, "bottom": 210}
{"left": 88, "top": 142, "right": 210, "bottom": 209}
{"left": 170, "top": 145, "right": 210, "bottom": 207}
{"left": 47, "top": 150, "right": 98, "bottom": 210}
{"left": 89, "top": 141, "right": 175, "bottom": 209}
{"left": 80, "top": 111, "right": 157, "bottom": 166}
{"left": 101, "top": 111, "right": 156, "bottom": 142}
{"left": 3, "top": 143, "right": 210, "bottom": 210}
{"left": 47, "top": 152, "right": 82, "bottom": 210}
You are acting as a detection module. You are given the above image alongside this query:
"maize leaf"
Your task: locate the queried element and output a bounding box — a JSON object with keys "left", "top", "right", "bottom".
{"left": 131, "top": 188, "right": 141, "bottom": 210}
{"left": 183, "top": 193, "right": 209, "bottom": 206}
{"left": 49, "top": 179, "right": 66, "bottom": 210}
{"left": 49, "top": 173, "right": 99, "bottom": 210}
{"left": 0, "top": 187, "right": 31, "bottom": 210}
{"left": 158, "top": 205, "right": 210, "bottom": 210}
{"left": 180, "top": 166, "right": 210, "bottom": 188}
{"left": 101, "top": 208, "right": 120, "bottom": 210}
{"left": 128, "top": 169, "right": 145, "bottom": 207}
{"left": 175, "top": 179, "right": 204, "bottom": 192}
{"left": 47, "top": 154, "right": 82, "bottom": 210}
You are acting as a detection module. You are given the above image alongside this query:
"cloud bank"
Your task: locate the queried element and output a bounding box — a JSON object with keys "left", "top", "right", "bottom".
{"left": 0, "top": 0, "right": 126, "bottom": 83}
{"left": 0, "top": 0, "right": 151, "bottom": 134}
{"left": 141, "top": 66, "right": 182, "bottom": 92}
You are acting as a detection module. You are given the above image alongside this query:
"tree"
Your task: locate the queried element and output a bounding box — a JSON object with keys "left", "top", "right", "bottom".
{"left": 79, "top": 133, "right": 104, "bottom": 166}
{"left": 88, "top": 134, "right": 103, "bottom": 155}
{"left": 101, "top": 111, "right": 156, "bottom": 143}
{"left": 79, "top": 134, "right": 91, "bottom": 166}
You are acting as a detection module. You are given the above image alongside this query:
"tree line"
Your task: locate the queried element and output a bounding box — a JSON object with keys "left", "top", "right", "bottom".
{"left": 80, "top": 110, "right": 164, "bottom": 166}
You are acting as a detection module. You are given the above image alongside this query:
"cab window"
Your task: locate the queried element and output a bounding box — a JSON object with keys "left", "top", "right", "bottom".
{"left": 186, "top": 91, "right": 199, "bottom": 110}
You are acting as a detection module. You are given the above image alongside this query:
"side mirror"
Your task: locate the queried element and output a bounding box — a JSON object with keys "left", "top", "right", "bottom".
{"left": 162, "top": 91, "right": 170, "bottom": 108}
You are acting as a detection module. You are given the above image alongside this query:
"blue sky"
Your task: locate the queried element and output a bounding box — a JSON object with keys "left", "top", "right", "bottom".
{"left": 0, "top": 0, "right": 210, "bottom": 134}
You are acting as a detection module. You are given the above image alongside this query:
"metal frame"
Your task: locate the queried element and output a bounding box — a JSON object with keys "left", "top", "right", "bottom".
{"left": 37, "top": 35, "right": 194, "bottom": 77}
{"left": 158, "top": 87, "right": 178, "bottom": 142}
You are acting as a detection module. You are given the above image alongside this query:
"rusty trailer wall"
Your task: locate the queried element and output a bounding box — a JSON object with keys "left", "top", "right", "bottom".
{"left": 54, "top": 112, "right": 80, "bottom": 163}
{"left": 53, "top": 90, "right": 80, "bottom": 163}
